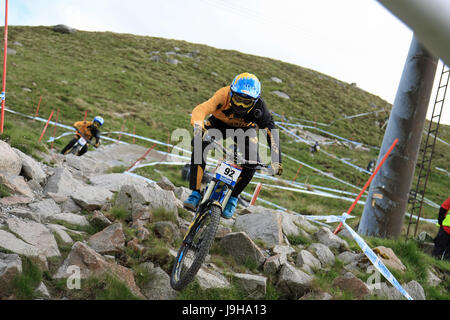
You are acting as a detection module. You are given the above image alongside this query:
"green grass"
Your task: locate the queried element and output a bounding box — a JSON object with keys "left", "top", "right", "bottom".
{"left": 12, "top": 257, "right": 43, "bottom": 300}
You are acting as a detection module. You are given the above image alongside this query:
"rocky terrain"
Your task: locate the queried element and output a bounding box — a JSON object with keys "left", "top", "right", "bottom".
{"left": 0, "top": 139, "right": 444, "bottom": 300}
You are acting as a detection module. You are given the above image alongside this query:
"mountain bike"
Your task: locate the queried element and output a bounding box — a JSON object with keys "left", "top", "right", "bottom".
{"left": 62, "top": 129, "right": 95, "bottom": 156}
{"left": 170, "top": 135, "right": 273, "bottom": 291}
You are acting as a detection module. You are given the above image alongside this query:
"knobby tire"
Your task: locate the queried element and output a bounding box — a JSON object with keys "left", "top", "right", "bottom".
{"left": 170, "top": 205, "right": 221, "bottom": 291}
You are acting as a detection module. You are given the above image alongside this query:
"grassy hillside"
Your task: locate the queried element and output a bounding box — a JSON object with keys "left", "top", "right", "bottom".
{"left": 1, "top": 25, "right": 449, "bottom": 236}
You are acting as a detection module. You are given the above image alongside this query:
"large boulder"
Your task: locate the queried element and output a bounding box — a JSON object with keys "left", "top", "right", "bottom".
{"left": 44, "top": 167, "right": 82, "bottom": 196}
{"left": 332, "top": 275, "right": 370, "bottom": 299}
{"left": 0, "top": 172, "right": 34, "bottom": 199}
{"left": 234, "top": 206, "right": 284, "bottom": 248}
{"left": 219, "top": 232, "right": 266, "bottom": 267}
{"left": 0, "top": 140, "right": 22, "bottom": 175}
{"left": 233, "top": 273, "right": 267, "bottom": 299}
{"left": 28, "top": 198, "right": 61, "bottom": 222}
{"left": 276, "top": 263, "right": 313, "bottom": 299}
{"left": 89, "top": 173, "right": 152, "bottom": 192}
{"left": 71, "top": 185, "right": 113, "bottom": 211}
{"left": 373, "top": 246, "right": 406, "bottom": 272}
{"left": 308, "top": 243, "right": 335, "bottom": 266}
{"left": 88, "top": 223, "right": 125, "bottom": 255}
{"left": 139, "top": 262, "right": 177, "bottom": 300}
{"left": 315, "top": 227, "right": 349, "bottom": 251}
{"left": 0, "top": 230, "right": 48, "bottom": 270}
{"left": 196, "top": 266, "right": 231, "bottom": 290}
{"left": 54, "top": 241, "right": 144, "bottom": 298}
{"left": 6, "top": 217, "right": 61, "bottom": 258}
{"left": 116, "top": 183, "right": 178, "bottom": 215}
{"left": 13, "top": 148, "right": 47, "bottom": 185}
{"left": 50, "top": 212, "right": 90, "bottom": 227}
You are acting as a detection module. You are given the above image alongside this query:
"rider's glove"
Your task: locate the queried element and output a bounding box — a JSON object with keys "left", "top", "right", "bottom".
{"left": 271, "top": 162, "right": 283, "bottom": 176}
{"left": 193, "top": 123, "right": 206, "bottom": 138}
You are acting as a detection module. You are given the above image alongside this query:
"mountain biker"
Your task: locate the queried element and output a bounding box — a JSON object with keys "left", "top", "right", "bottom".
{"left": 183, "top": 72, "right": 283, "bottom": 218}
{"left": 432, "top": 196, "right": 450, "bottom": 260}
{"left": 60, "top": 116, "right": 104, "bottom": 156}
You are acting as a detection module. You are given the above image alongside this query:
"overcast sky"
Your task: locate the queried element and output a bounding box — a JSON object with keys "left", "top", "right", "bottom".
{"left": 7, "top": 0, "right": 450, "bottom": 125}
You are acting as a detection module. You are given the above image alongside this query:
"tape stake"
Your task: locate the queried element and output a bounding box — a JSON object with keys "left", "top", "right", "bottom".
{"left": 334, "top": 138, "right": 398, "bottom": 234}
{"left": 250, "top": 182, "right": 262, "bottom": 205}
{"left": 293, "top": 164, "right": 303, "bottom": 182}
{"left": 38, "top": 110, "right": 54, "bottom": 143}
{"left": 34, "top": 96, "right": 42, "bottom": 118}
{"left": 126, "top": 143, "right": 157, "bottom": 172}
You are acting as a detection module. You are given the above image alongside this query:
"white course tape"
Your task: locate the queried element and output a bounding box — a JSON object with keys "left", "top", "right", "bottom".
{"left": 340, "top": 218, "right": 414, "bottom": 300}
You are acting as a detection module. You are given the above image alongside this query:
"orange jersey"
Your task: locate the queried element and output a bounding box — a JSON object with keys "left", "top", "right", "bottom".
{"left": 73, "top": 121, "right": 95, "bottom": 140}
{"left": 191, "top": 86, "right": 255, "bottom": 128}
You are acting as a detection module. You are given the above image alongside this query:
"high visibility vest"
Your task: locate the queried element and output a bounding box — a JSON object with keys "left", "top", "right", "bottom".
{"left": 442, "top": 212, "right": 450, "bottom": 227}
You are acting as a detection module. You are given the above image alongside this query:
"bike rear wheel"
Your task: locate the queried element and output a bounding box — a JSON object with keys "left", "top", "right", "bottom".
{"left": 170, "top": 204, "right": 221, "bottom": 291}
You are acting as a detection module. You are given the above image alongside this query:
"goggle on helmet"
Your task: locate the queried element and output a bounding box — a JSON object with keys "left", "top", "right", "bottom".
{"left": 230, "top": 73, "right": 261, "bottom": 113}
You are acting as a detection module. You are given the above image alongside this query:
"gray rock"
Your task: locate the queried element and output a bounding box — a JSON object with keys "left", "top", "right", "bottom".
{"left": 308, "top": 243, "right": 335, "bottom": 266}
{"left": 276, "top": 263, "right": 313, "bottom": 299}
{"left": 337, "top": 251, "right": 364, "bottom": 265}
{"left": 139, "top": 262, "right": 177, "bottom": 300}
{"left": 45, "top": 224, "right": 73, "bottom": 245}
{"left": 28, "top": 198, "right": 61, "bottom": 222}
{"left": 0, "top": 230, "right": 47, "bottom": 269}
{"left": 88, "top": 223, "right": 125, "bottom": 254}
{"left": 263, "top": 254, "right": 287, "bottom": 274}
{"left": 71, "top": 185, "right": 113, "bottom": 211}
{"left": 0, "top": 140, "right": 22, "bottom": 175}
{"left": 173, "top": 186, "right": 191, "bottom": 202}
{"left": 35, "top": 282, "right": 51, "bottom": 299}
{"left": 196, "top": 266, "right": 231, "bottom": 289}
{"left": 6, "top": 217, "right": 61, "bottom": 257}
{"left": 315, "top": 227, "right": 349, "bottom": 251}
{"left": 234, "top": 208, "right": 283, "bottom": 248}
{"left": 8, "top": 208, "right": 40, "bottom": 222}
{"left": 116, "top": 183, "right": 178, "bottom": 215}
{"left": 0, "top": 172, "right": 34, "bottom": 199}
{"left": 44, "top": 167, "right": 82, "bottom": 197}
{"left": 270, "top": 77, "right": 283, "bottom": 83}
{"left": 89, "top": 173, "right": 152, "bottom": 192}
{"left": 0, "top": 253, "right": 22, "bottom": 298}
{"left": 157, "top": 176, "right": 176, "bottom": 191}
{"left": 13, "top": 148, "right": 47, "bottom": 185}
{"left": 272, "top": 90, "right": 290, "bottom": 100}
{"left": 89, "top": 210, "right": 112, "bottom": 229}
{"left": 53, "top": 24, "right": 76, "bottom": 34}
{"left": 233, "top": 273, "right": 267, "bottom": 299}
{"left": 296, "top": 249, "right": 321, "bottom": 271}
{"left": 51, "top": 212, "right": 90, "bottom": 227}
{"left": 220, "top": 232, "right": 266, "bottom": 267}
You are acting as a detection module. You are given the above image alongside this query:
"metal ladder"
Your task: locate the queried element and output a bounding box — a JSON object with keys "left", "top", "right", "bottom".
{"left": 406, "top": 63, "right": 449, "bottom": 238}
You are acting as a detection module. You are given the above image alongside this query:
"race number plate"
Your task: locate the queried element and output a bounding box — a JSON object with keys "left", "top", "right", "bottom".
{"left": 215, "top": 161, "right": 241, "bottom": 187}
{"left": 78, "top": 137, "right": 87, "bottom": 146}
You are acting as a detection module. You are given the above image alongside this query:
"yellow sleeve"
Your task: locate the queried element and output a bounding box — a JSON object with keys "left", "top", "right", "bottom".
{"left": 190, "top": 86, "right": 229, "bottom": 127}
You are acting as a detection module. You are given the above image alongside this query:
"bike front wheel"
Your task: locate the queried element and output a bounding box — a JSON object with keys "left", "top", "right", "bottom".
{"left": 170, "top": 204, "right": 221, "bottom": 291}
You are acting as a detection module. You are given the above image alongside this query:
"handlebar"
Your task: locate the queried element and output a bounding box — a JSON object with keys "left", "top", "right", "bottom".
{"left": 203, "top": 134, "right": 274, "bottom": 175}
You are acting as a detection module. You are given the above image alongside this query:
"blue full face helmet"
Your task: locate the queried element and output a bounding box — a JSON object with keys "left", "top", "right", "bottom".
{"left": 93, "top": 116, "right": 104, "bottom": 127}
{"left": 230, "top": 72, "right": 261, "bottom": 116}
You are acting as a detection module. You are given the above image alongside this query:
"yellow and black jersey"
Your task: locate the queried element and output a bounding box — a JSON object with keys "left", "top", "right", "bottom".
{"left": 73, "top": 121, "right": 101, "bottom": 144}
{"left": 191, "top": 86, "right": 281, "bottom": 163}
